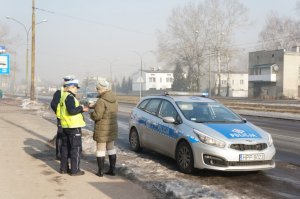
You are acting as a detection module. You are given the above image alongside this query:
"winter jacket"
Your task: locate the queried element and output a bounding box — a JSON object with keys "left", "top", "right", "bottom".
{"left": 90, "top": 90, "right": 118, "bottom": 143}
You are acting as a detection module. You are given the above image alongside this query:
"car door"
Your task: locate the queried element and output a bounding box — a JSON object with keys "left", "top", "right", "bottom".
{"left": 142, "top": 98, "right": 162, "bottom": 149}
{"left": 132, "top": 99, "right": 150, "bottom": 144}
{"left": 156, "top": 100, "right": 181, "bottom": 157}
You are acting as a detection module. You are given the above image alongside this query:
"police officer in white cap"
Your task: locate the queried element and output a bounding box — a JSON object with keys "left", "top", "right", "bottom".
{"left": 50, "top": 75, "right": 75, "bottom": 160}
{"left": 59, "top": 79, "right": 89, "bottom": 176}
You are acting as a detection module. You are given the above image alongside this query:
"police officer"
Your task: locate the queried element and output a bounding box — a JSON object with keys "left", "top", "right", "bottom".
{"left": 50, "top": 75, "right": 75, "bottom": 160}
{"left": 59, "top": 79, "right": 89, "bottom": 176}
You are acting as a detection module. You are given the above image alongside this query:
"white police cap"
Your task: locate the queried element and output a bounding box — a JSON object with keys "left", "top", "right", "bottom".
{"left": 63, "top": 75, "right": 76, "bottom": 82}
{"left": 64, "top": 79, "right": 80, "bottom": 88}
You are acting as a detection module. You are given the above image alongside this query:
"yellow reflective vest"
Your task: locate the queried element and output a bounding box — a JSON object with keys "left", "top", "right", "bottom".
{"left": 55, "top": 88, "right": 64, "bottom": 119}
{"left": 60, "top": 92, "right": 86, "bottom": 128}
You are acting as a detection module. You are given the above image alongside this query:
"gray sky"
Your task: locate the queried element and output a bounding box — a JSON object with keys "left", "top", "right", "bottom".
{"left": 1, "top": 0, "right": 299, "bottom": 85}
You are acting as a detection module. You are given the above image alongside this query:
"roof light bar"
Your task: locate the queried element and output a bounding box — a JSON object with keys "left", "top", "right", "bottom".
{"left": 164, "top": 91, "right": 209, "bottom": 97}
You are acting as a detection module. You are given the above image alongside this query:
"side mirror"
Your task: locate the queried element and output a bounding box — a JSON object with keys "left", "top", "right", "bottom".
{"left": 162, "top": 116, "right": 176, "bottom": 124}
{"left": 241, "top": 118, "right": 247, "bottom": 123}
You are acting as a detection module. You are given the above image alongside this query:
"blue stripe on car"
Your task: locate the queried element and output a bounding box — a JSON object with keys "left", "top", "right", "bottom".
{"left": 137, "top": 118, "right": 199, "bottom": 143}
{"left": 205, "top": 123, "right": 262, "bottom": 139}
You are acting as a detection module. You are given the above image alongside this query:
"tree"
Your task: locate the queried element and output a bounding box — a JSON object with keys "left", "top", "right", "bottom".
{"left": 158, "top": 0, "right": 248, "bottom": 94}
{"left": 119, "top": 76, "right": 132, "bottom": 94}
{"left": 296, "top": 1, "right": 300, "bottom": 14}
{"left": 259, "top": 11, "right": 300, "bottom": 50}
{"left": 171, "top": 61, "right": 187, "bottom": 91}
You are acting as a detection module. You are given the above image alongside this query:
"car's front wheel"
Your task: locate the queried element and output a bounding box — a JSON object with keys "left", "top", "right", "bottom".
{"left": 176, "top": 141, "right": 194, "bottom": 174}
{"left": 129, "top": 128, "right": 142, "bottom": 152}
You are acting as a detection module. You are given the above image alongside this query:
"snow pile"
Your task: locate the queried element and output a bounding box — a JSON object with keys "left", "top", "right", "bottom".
{"left": 21, "top": 99, "right": 46, "bottom": 110}
{"left": 163, "top": 180, "right": 225, "bottom": 199}
{"left": 82, "top": 130, "right": 97, "bottom": 154}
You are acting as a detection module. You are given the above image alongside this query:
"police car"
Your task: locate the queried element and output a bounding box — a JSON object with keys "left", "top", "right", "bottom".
{"left": 128, "top": 92, "right": 276, "bottom": 173}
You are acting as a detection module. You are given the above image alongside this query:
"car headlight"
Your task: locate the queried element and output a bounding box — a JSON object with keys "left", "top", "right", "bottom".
{"left": 193, "top": 129, "right": 225, "bottom": 148}
{"left": 267, "top": 133, "right": 273, "bottom": 147}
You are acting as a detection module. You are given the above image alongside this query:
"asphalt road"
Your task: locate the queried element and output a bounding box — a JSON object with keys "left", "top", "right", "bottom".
{"left": 243, "top": 116, "right": 300, "bottom": 165}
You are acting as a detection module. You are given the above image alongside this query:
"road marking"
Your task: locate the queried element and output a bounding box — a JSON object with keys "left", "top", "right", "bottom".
{"left": 272, "top": 133, "right": 300, "bottom": 141}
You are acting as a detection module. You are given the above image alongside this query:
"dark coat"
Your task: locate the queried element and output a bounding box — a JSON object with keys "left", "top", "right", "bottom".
{"left": 90, "top": 90, "right": 118, "bottom": 143}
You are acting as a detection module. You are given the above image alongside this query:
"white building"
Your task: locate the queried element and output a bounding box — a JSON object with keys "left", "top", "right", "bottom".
{"left": 212, "top": 72, "right": 248, "bottom": 97}
{"left": 132, "top": 68, "right": 174, "bottom": 91}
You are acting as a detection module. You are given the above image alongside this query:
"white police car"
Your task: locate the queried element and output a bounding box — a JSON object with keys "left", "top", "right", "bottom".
{"left": 128, "top": 92, "right": 276, "bottom": 173}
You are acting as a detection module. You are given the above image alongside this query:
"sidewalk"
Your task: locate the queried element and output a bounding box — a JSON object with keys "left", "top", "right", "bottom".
{"left": 0, "top": 100, "right": 154, "bottom": 199}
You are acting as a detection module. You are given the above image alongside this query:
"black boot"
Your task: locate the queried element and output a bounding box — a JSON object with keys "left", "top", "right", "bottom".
{"left": 105, "top": 154, "right": 116, "bottom": 176}
{"left": 96, "top": 157, "right": 105, "bottom": 177}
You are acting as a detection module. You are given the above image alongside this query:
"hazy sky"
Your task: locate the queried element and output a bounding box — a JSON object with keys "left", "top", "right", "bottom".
{"left": 1, "top": 0, "right": 299, "bottom": 85}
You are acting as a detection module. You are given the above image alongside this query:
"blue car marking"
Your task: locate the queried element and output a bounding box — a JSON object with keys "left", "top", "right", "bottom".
{"left": 136, "top": 117, "right": 199, "bottom": 143}
{"left": 205, "top": 123, "right": 262, "bottom": 139}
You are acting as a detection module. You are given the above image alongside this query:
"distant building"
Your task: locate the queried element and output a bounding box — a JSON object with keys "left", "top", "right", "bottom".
{"left": 132, "top": 68, "right": 173, "bottom": 91}
{"left": 248, "top": 47, "right": 300, "bottom": 99}
{"left": 212, "top": 72, "right": 248, "bottom": 97}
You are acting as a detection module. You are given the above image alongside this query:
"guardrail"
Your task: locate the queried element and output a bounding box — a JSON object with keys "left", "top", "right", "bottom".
{"left": 117, "top": 95, "right": 300, "bottom": 114}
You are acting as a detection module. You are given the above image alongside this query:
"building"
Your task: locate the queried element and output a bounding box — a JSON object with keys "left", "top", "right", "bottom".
{"left": 248, "top": 48, "right": 300, "bottom": 99}
{"left": 132, "top": 68, "right": 173, "bottom": 91}
{"left": 212, "top": 72, "right": 248, "bottom": 97}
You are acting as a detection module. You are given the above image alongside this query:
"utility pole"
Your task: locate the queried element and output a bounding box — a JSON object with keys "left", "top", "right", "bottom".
{"left": 208, "top": 47, "right": 211, "bottom": 97}
{"left": 30, "top": 0, "right": 36, "bottom": 101}
{"left": 217, "top": 50, "right": 221, "bottom": 96}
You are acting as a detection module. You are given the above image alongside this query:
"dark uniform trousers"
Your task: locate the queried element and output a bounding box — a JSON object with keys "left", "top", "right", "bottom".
{"left": 60, "top": 128, "right": 82, "bottom": 174}
{"left": 56, "top": 119, "right": 63, "bottom": 159}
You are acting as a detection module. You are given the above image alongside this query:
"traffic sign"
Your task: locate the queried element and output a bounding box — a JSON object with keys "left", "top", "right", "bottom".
{"left": 0, "top": 54, "right": 10, "bottom": 75}
{"left": 136, "top": 76, "right": 144, "bottom": 83}
{"left": 0, "top": 45, "right": 5, "bottom": 53}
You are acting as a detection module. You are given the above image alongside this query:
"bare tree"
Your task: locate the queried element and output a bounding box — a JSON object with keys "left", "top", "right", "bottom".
{"left": 158, "top": 0, "right": 248, "bottom": 94}
{"left": 259, "top": 11, "right": 300, "bottom": 50}
{"left": 158, "top": 1, "right": 209, "bottom": 92}
{"left": 296, "top": 1, "right": 300, "bottom": 14}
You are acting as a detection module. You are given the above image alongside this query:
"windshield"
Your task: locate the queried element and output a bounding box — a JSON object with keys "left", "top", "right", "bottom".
{"left": 87, "top": 92, "right": 98, "bottom": 98}
{"left": 176, "top": 101, "right": 243, "bottom": 123}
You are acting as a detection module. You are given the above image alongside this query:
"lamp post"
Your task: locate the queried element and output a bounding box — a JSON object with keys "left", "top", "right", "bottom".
{"left": 217, "top": 32, "right": 225, "bottom": 96}
{"left": 6, "top": 16, "right": 47, "bottom": 98}
{"left": 131, "top": 51, "right": 153, "bottom": 99}
{"left": 108, "top": 59, "right": 118, "bottom": 93}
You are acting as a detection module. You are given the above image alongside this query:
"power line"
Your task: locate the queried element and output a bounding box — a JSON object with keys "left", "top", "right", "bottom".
{"left": 34, "top": 7, "right": 300, "bottom": 53}
{"left": 35, "top": 7, "right": 154, "bottom": 36}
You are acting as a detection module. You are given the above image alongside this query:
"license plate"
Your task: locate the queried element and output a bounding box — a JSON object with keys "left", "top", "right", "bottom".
{"left": 239, "top": 153, "right": 265, "bottom": 161}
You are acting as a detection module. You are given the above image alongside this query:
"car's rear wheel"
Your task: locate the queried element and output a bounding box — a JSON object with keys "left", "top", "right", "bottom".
{"left": 129, "top": 128, "right": 142, "bottom": 152}
{"left": 176, "top": 141, "right": 194, "bottom": 174}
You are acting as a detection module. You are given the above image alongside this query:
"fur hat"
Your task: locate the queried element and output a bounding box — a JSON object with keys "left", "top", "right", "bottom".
{"left": 96, "top": 78, "right": 111, "bottom": 90}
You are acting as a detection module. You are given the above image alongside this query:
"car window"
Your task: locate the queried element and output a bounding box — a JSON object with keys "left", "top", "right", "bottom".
{"left": 87, "top": 92, "right": 98, "bottom": 98}
{"left": 137, "top": 99, "right": 150, "bottom": 110}
{"left": 144, "top": 99, "right": 162, "bottom": 115}
{"left": 158, "top": 100, "right": 178, "bottom": 119}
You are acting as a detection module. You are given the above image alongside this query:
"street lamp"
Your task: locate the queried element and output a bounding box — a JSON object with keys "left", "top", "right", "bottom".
{"left": 217, "top": 32, "right": 225, "bottom": 96}
{"left": 131, "top": 51, "right": 153, "bottom": 99}
{"left": 6, "top": 16, "right": 47, "bottom": 97}
{"left": 108, "top": 59, "right": 118, "bottom": 93}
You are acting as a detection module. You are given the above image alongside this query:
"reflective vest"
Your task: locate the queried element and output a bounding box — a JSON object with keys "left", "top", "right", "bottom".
{"left": 60, "top": 92, "right": 86, "bottom": 128}
{"left": 55, "top": 88, "right": 64, "bottom": 119}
